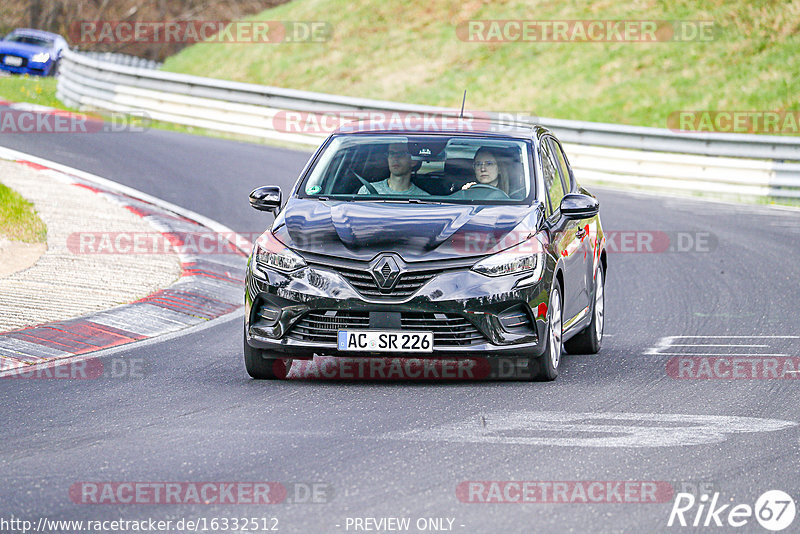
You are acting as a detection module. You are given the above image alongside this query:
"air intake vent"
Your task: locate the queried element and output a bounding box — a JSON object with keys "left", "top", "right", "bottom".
{"left": 286, "top": 310, "right": 487, "bottom": 347}
{"left": 498, "top": 305, "right": 534, "bottom": 334}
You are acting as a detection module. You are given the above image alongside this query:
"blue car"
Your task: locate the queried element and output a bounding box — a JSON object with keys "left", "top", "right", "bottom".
{"left": 0, "top": 29, "right": 68, "bottom": 76}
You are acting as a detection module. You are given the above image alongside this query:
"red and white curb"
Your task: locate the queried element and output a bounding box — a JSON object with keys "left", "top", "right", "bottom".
{"left": 0, "top": 146, "right": 251, "bottom": 372}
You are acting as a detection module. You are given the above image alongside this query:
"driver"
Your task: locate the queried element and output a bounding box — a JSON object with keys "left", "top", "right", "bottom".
{"left": 358, "top": 142, "right": 429, "bottom": 195}
{"left": 462, "top": 147, "right": 509, "bottom": 194}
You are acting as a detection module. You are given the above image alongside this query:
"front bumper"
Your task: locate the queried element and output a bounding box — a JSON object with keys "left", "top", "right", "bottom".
{"left": 0, "top": 58, "right": 52, "bottom": 76}
{"left": 244, "top": 258, "right": 551, "bottom": 359}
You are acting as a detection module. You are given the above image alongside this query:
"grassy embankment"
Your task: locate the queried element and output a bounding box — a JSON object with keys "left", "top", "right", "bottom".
{"left": 161, "top": 0, "right": 800, "bottom": 205}
{"left": 0, "top": 182, "right": 46, "bottom": 243}
{"left": 0, "top": 75, "right": 61, "bottom": 108}
{"left": 162, "top": 0, "right": 799, "bottom": 130}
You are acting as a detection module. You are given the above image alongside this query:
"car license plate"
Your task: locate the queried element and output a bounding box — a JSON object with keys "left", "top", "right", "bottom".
{"left": 3, "top": 56, "right": 23, "bottom": 66}
{"left": 338, "top": 330, "right": 433, "bottom": 352}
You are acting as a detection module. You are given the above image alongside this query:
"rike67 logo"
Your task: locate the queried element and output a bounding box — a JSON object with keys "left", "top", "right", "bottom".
{"left": 668, "top": 490, "right": 796, "bottom": 531}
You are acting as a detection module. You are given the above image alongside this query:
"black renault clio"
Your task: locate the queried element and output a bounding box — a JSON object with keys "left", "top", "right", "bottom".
{"left": 244, "top": 119, "right": 606, "bottom": 381}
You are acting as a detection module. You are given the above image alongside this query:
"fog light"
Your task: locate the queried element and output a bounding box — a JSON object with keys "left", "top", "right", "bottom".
{"left": 498, "top": 305, "right": 534, "bottom": 333}
{"left": 255, "top": 303, "right": 281, "bottom": 325}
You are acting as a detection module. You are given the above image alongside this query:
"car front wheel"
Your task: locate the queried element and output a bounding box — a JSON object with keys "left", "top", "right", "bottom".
{"left": 528, "top": 281, "right": 563, "bottom": 381}
{"left": 243, "top": 327, "right": 291, "bottom": 379}
{"left": 564, "top": 266, "right": 604, "bottom": 355}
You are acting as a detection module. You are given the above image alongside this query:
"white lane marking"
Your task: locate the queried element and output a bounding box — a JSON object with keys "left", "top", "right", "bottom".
{"left": 8, "top": 102, "right": 59, "bottom": 112}
{"left": 671, "top": 344, "right": 769, "bottom": 347}
{"left": 378, "top": 412, "right": 797, "bottom": 448}
{"left": 646, "top": 336, "right": 799, "bottom": 356}
{"left": 658, "top": 353, "right": 789, "bottom": 357}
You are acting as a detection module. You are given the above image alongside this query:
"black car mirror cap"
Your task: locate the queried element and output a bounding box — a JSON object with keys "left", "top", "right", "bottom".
{"left": 560, "top": 193, "right": 599, "bottom": 219}
{"left": 250, "top": 185, "right": 282, "bottom": 212}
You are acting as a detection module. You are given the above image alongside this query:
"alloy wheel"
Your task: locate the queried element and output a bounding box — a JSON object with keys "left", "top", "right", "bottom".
{"left": 594, "top": 268, "right": 604, "bottom": 342}
{"left": 549, "top": 288, "right": 563, "bottom": 369}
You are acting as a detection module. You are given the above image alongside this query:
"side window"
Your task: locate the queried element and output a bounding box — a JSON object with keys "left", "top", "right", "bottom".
{"left": 549, "top": 139, "right": 574, "bottom": 193}
{"left": 539, "top": 138, "right": 566, "bottom": 217}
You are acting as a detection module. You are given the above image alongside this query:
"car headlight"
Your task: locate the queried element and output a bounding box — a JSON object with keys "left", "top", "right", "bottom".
{"left": 471, "top": 237, "right": 544, "bottom": 279}
{"left": 250, "top": 231, "right": 306, "bottom": 277}
{"left": 31, "top": 52, "right": 50, "bottom": 63}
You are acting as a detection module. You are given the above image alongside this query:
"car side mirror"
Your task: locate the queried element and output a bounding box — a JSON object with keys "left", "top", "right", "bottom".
{"left": 560, "top": 193, "right": 599, "bottom": 219}
{"left": 249, "top": 186, "right": 282, "bottom": 212}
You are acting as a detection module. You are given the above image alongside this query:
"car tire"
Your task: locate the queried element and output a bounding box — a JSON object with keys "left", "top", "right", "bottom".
{"left": 564, "top": 266, "right": 604, "bottom": 355}
{"left": 49, "top": 59, "right": 60, "bottom": 77}
{"left": 528, "top": 281, "right": 563, "bottom": 381}
{"left": 243, "top": 329, "right": 291, "bottom": 380}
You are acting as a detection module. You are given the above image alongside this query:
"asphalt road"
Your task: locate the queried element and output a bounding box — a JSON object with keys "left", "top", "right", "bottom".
{"left": 1, "top": 125, "right": 799, "bottom": 533}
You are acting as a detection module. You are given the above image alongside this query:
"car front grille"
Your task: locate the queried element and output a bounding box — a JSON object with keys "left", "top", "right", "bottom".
{"left": 302, "top": 253, "right": 478, "bottom": 300}
{"left": 296, "top": 251, "right": 481, "bottom": 300}
{"left": 286, "top": 310, "right": 487, "bottom": 347}
{"left": 0, "top": 55, "right": 27, "bottom": 68}
{"left": 332, "top": 264, "right": 439, "bottom": 298}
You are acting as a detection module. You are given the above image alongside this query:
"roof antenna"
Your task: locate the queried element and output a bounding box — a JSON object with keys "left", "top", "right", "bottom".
{"left": 459, "top": 90, "right": 467, "bottom": 119}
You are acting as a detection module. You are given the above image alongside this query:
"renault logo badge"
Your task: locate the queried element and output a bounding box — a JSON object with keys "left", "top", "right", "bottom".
{"left": 371, "top": 255, "right": 401, "bottom": 290}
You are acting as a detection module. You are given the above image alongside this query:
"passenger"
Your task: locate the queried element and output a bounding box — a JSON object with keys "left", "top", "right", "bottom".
{"left": 358, "top": 142, "right": 429, "bottom": 195}
{"left": 462, "top": 147, "right": 509, "bottom": 194}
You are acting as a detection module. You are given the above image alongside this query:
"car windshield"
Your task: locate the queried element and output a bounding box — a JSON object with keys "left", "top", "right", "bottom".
{"left": 300, "top": 134, "right": 533, "bottom": 204}
{"left": 6, "top": 34, "right": 53, "bottom": 47}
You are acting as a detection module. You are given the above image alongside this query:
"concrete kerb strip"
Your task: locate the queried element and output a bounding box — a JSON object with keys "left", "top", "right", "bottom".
{"left": 0, "top": 145, "right": 249, "bottom": 241}
{"left": 0, "top": 308, "right": 244, "bottom": 379}
{"left": 0, "top": 161, "right": 187, "bottom": 330}
{"left": 0, "top": 145, "right": 252, "bottom": 374}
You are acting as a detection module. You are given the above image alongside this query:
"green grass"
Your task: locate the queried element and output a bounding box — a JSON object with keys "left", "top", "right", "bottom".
{"left": 0, "top": 75, "right": 62, "bottom": 108}
{"left": 161, "top": 0, "right": 800, "bottom": 132}
{"left": 0, "top": 182, "right": 47, "bottom": 243}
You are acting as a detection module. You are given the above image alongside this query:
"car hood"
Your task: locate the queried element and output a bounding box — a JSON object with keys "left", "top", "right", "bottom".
{"left": 0, "top": 41, "right": 51, "bottom": 57}
{"left": 271, "top": 198, "right": 543, "bottom": 262}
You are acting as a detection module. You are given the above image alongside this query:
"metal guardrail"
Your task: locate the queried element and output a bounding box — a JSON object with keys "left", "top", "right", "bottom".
{"left": 77, "top": 51, "right": 162, "bottom": 70}
{"left": 56, "top": 49, "right": 800, "bottom": 200}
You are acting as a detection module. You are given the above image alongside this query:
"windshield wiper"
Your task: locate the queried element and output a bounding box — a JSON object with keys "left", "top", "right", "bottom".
{"left": 314, "top": 195, "right": 454, "bottom": 204}
{"left": 404, "top": 198, "right": 446, "bottom": 204}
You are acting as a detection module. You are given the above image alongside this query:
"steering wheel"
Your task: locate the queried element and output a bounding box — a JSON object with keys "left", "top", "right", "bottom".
{"left": 350, "top": 169, "right": 379, "bottom": 195}
{"left": 461, "top": 183, "right": 510, "bottom": 200}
